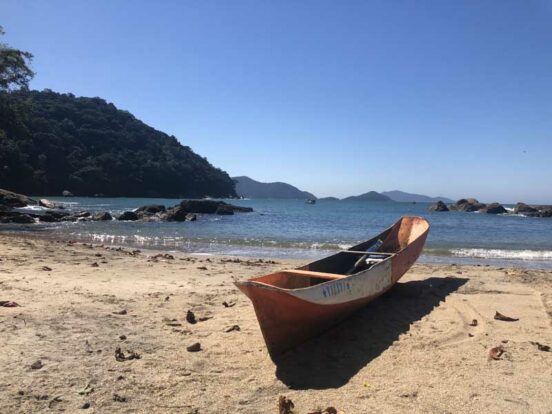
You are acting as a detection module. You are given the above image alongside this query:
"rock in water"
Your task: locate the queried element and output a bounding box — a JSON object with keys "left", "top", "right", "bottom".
{"left": 429, "top": 200, "right": 449, "bottom": 212}
{"left": 62, "top": 190, "right": 74, "bottom": 197}
{"left": 0, "top": 188, "right": 37, "bottom": 208}
{"left": 39, "top": 199, "right": 64, "bottom": 209}
{"left": 0, "top": 212, "right": 35, "bottom": 224}
{"left": 448, "top": 198, "right": 486, "bottom": 212}
{"left": 118, "top": 211, "right": 139, "bottom": 221}
{"left": 215, "top": 205, "right": 234, "bottom": 215}
{"left": 514, "top": 202, "right": 538, "bottom": 214}
{"left": 135, "top": 205, "right": 166, "bottom": 219}
{"left": 480, "top": 203, "right": 507, "bottom": 214}
{"left": 93, "top": 212, "right": 113, "bottom": 221}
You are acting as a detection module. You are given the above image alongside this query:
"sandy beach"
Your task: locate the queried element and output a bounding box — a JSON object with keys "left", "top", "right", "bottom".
{"left": 0, "top": 234, "right": 551, "bottom": 413}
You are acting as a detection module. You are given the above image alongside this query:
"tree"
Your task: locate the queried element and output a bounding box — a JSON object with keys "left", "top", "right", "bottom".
{"left": 0, "top": 26, "right": 34, "bottom": 91}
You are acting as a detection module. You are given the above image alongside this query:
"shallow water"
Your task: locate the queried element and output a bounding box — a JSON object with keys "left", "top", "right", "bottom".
{"left": 11, "top": 197, "right": 552, "bottom": 269}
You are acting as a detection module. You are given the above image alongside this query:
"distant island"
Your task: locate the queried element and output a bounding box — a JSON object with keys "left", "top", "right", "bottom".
{"left": 341, "top": 191, "right": 393, "bottom": 202}
{"left": 0, "top": 90, "right": 236, "bottom": 198}
{"left": 381, "top": 190, "right": 454, "bottom": 204}
{"left": 233, "top": 176, "right": 316, "bottom": 200}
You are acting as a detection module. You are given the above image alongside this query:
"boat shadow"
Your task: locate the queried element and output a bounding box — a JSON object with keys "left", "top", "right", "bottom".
{"left": 273, "top": 276, "right": 468, "bottom": 390}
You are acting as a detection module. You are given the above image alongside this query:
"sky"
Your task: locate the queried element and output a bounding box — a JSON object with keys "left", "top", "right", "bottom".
{"left": 2, "top": 0, "right": 552, "bottom": 203}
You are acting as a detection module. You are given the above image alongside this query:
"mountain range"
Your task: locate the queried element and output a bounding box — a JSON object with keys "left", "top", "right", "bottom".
{"left": 233, "top": 177, "right": 453, "bottom": 203}
{"left": 233, "top": 176, "right": 316, "bottom": 200}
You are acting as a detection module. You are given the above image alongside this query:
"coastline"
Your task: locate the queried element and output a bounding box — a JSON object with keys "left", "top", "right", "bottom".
{"left": 1, "top": 232, "right": 551, "bottom": 413}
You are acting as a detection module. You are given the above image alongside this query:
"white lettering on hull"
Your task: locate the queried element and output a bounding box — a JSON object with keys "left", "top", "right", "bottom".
{"left": 290, "top": 260, "right": 393, "bottom": 305}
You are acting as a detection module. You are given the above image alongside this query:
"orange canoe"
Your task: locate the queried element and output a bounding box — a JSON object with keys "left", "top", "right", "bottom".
{"left": 235, "top": 216, "right": 430, "bottom": 357}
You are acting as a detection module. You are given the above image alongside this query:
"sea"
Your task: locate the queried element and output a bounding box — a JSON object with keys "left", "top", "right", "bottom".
{"left": 10, "top": 197, "right": 552, "bottom": 270}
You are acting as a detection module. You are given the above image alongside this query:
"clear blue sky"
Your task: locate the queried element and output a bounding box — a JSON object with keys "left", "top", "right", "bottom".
{"left": 3, "top": 0, "right": 552, "bottom": 203}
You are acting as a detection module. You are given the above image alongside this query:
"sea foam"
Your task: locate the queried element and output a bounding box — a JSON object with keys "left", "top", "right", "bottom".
{"left": 450, "top": 248, "right": 552, "bottom": 261}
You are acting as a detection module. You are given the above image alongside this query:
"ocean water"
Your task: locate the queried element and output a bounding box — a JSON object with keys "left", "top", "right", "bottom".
{"left": 11, "top": 197, "right": 552, "bottom": 269}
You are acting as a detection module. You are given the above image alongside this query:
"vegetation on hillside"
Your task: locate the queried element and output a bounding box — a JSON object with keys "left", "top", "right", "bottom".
{"left": 0, "top": 90, "right": 237, "bottom": 197}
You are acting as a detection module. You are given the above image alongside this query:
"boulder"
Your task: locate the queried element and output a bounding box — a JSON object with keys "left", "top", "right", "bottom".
{"left": 215, "top": 205, "right": 234, "bottom": 215}
{"left": 163, "top": 205, "right": 189, "bottom": 222}
{"left": 36, "top": 210, "right": 70, "bottom": 222}
{"left": 39, "top": 199, "right": 64, "bottom": 209}
{"left": 11, "top": 213, "right": 35, "bottom": 224}
{"left": 118, "top": 211, "right": 139, "bottom": 221}
{"left": 514, "top": 202, "right": 538, "bottom": 215}
{"left": 0, "top": 188, "right": 37, "bottom": 208}
{"left": 93, "top": 211, "right": 113, "bottom": 221}
{"left": 537, "top": 207, "right": 552, "bottom": 218}
{"left": 449, "top": 198, "right": 486, "bottom": 212}
{"left": 179, "top": 200, "right": 226, "bottom": 214}
{"left": 0, "top": 211, "right": 35, "bottom": 224}
{"left": 185, "top": 213, "right": 197, "bottom": 222}
{"left": 429, "top": 201, "right": 449, "bottom": 212}
{"left": 480, "top": 202, "right": 507, "bottom": 214}
{"left": 135, "top": 205, "right": 166, "bottom": 216}
{"left": 230, "top": 205, "right": 254, "bottom": 213}
{"left": 62, "top": 190, "right": 74, "bottom": 197}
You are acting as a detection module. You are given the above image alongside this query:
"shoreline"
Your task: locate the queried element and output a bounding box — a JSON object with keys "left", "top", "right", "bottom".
{"left": 0, "top": 232, "right": 551, "bottom": 413}
{"left": 3, "top": 227, "right": 552, "bottom": 271}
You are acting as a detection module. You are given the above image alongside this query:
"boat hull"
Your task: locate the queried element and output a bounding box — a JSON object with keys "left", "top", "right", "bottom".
{"left": 236, "top": 216, "right": 429, "bottom": 357}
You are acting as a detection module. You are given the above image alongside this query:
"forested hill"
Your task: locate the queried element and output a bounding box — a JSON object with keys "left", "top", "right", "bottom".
{"left": 0, "top": 89, "right": 237, "bottom": 198}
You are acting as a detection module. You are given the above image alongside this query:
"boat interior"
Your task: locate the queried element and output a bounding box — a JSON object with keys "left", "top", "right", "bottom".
{"left": 245, "top": 216, "right": 429, "bottom": 290}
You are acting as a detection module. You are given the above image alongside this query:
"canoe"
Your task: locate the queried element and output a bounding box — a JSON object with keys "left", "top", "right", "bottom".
{"left": 235, "top": 216, "right": 430, "bottom": 357}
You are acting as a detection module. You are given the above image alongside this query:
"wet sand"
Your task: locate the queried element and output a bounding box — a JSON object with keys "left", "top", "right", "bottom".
{"left": 0, "top": 234, "right": 551, "bottom": 413}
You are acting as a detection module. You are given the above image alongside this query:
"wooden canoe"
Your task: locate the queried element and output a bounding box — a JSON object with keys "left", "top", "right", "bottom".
{"left": 235, "top": 216, "right": 430, "bottom": 357}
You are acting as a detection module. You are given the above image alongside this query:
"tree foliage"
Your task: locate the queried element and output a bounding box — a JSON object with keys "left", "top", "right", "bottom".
{"left": 0, "top": 89, "right": 237, "bottom": 198}
{"left": 0, "top": 26, "right": 34, "bottom": 91}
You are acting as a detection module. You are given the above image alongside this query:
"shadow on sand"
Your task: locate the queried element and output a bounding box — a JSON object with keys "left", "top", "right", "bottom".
{"left": 273, "top": 276, "right": 468, "bottom": 390}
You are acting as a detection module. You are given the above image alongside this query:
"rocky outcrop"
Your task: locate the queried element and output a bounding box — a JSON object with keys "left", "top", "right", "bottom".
{"left": 163, "top": 200, "right": 253, "bottom": 221}
{"left": 0, "top": 192, "right": 253, "bottom": 224}
{"left": 429, "top": 200, "right": 449, "bottom": 212}
{"left": 0, "top": 189, "right": 37, "bottom": 208}
{"left": 448, "top": 198, "right": 487, "bottom": 212}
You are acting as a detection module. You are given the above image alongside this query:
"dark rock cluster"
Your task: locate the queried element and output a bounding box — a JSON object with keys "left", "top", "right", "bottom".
{"left": 429, "top": 198, "right": 551, "bottom": 217}
{"left": 0, "top": 188, "right": 253, "bottom": 224}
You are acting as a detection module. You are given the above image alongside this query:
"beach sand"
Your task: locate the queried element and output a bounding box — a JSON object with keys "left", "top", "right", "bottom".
{"left": 0, "top": 234, "right": 551, "bottom": 413}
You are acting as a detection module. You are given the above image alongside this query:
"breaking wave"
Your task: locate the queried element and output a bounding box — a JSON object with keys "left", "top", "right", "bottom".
{"left": 449, "top": 248, "right": 552, "bottom": 261}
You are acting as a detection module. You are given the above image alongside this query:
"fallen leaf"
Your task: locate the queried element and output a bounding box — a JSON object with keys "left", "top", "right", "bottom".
{"left": 186, "top": 310, "right": 197, "bottom": 324}
{"left": 530, "top": 341, "right": 550, "bottom": 352}
{"left": 0, "top": 301, "right": 20, "bottom": 307}
{"left": 494, "top": 311, "right": 518, "bottom": 322}
{"left": 225, "top": 325, "right": 240, "bottom": 333}
{"left": 489, "top": 345, "right": 505, "bottom": 360}
{"left": 278, "top": 396, "right": 295, "bottom": 414}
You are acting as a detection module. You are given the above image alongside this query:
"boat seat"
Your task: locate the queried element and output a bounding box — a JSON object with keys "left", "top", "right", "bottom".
{"left": 340, "top": 250, "right": 395, "bottom": 256}
{"left": 282, "top": 269, "right": 346, "bottom": 280}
